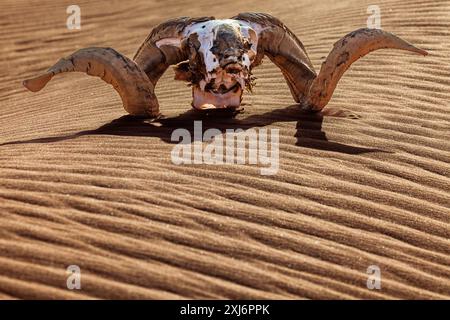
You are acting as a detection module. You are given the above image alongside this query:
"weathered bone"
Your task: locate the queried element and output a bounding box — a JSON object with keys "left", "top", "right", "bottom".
{"left": 301, "top": 28, "right": 428, "bottom": 111}
{"left": 23, "top": 47, "right": 159, "bottom": 117}
{"left": 23, "top": 13, "right": 428, "bottom": 117}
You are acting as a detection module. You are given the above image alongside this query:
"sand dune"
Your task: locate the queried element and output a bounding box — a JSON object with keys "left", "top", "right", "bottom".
{"left": 0, "top": 0, "right": 449, "bottom": 299}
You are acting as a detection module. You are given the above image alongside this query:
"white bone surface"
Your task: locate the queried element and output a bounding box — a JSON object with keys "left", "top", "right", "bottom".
{"left": 182, "top": 19, "right": 259, "bottom": 73}
{"left": 156, "top": 18, "right": 265, "bottom": 109}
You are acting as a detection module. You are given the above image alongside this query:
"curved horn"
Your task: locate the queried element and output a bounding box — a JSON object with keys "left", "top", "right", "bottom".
{"left": 301, "top": 28, "right": 428, "bottom": 111}
{"left": 232, "top": 12, "right": 317, "bottom": 102}
{"left": 133, "top": 16, "right": 214, "bottom": 86}
{"left": 23, "top": 47, "right": 159, "bottom": 117}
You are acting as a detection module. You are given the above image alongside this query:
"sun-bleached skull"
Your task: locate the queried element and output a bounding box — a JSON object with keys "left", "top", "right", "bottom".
{"left": 164, "top": 19, "right": 259, "bottom": 110}
{"left": 23, "top": 13, "right": 428, "bottom": 118}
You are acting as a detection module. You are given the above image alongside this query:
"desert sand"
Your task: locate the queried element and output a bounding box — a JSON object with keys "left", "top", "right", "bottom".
{"left": 0, "top": 0, "right": 449, "bottom": 299}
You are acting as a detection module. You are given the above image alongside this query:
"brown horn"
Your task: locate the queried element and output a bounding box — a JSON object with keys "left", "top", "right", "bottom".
{"left": 301, "top": 28, "right": 428, "bottom": 111}
{"left": 232, "top": 12, "right": 317, "bottom": 102}
{"left": 23, "top": 47, "right": 159, "bottom": 117}
{"left": 133, "top": 16, "right": 214, "bottom": 86}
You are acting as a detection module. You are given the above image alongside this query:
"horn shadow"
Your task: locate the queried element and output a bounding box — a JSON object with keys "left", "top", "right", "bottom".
{"left": 0, "top": 104, "right": 387, "bottom": 155}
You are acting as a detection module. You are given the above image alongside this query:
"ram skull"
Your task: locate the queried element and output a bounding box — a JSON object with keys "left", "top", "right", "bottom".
{"left": 23, "top": 13, "right": 428, "bottom": 117}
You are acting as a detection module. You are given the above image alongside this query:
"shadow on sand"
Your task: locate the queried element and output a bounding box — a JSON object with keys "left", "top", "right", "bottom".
{"left": 0, "top": 104, "right": 385, "bottom": 155}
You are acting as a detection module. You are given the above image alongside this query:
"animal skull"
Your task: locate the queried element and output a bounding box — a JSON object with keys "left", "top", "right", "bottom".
{"left": 169, "top": 19, "right": 258, "bottom": 110}
{"left": 23, "top": 13, "right": 428, "bottom": 117}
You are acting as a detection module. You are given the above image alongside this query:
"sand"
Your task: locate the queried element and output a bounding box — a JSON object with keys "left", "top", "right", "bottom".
{"left": 0, "top": 0, "right": 449, "bottom": 299}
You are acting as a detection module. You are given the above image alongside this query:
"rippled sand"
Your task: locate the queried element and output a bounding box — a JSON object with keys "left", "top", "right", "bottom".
{"left": 0, "top": 0, "right": 449, "bottom": 299}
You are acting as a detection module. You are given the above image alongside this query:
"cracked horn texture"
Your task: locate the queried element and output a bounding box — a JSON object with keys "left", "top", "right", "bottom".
{"left": 23, "top": 47, "right": 160, "bottom": 117}
{"left": 302, "top": 28, "right": 428, "bottom": 111}
{"left": 232, "top": 12, "right": 317, "bottom": 102}
{"left": 133, "top": 16, "right": 215, "bottom": 86}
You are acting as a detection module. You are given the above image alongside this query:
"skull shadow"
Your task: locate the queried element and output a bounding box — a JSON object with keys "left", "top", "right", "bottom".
{"left": 0, "top": 104, "right": 385, "bottom": 155}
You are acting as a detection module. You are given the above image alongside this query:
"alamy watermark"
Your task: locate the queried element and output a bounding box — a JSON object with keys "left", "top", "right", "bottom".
{"left": 66, "top": 265, "right": 81, "bottom": 290}
{"left": 366, "top": 265, "right": 381, "bottom": 290}
{"left": 367, "top": 5, "right": 381, "bottom": 29}
{"left": 171, "top": 121, "right": 279, "bottom": 175}
{"left": 66, "top": 5, "right": 81, "bottom": 30}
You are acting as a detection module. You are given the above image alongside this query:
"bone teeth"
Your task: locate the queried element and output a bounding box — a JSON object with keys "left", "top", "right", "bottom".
{"left": 199, "top": 79, "right": 207, "bottom": 91}
{"left": 238, "top": 78, "right": 245, "bottom": 89}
